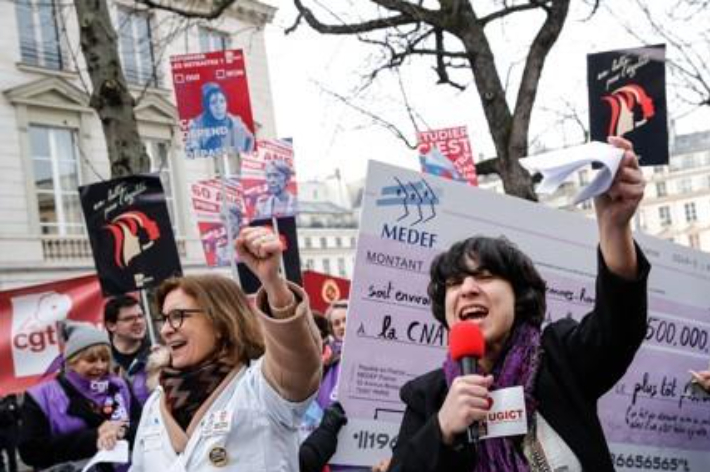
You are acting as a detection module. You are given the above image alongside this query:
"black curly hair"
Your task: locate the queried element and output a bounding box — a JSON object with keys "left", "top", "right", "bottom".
{"left": 428, "top": 236, "right": 547, "bottom": 329}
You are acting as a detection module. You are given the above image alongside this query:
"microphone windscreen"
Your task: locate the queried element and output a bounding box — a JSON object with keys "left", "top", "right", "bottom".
{"left": 449, "top": 322, "right": 485, "bottom": 361}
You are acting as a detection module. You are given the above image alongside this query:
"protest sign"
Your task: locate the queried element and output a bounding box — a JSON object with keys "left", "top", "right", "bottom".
{"left": 332, "top": 161, "right": 710, "bottom": 470}
{"left": 171, "top": 49, "right": 255, "bottom": 158}
{"left": 417, "top": 126, "right": 477, "bottom": 185}
{"left": 242, "top": 138, "right": 298, "bottom": 220}
{"left": 302, "top": 270, "right": 351, "bottom": 314}
{"left": 0, "top": 275, "right": 103, "bottom": 394}
{"left": 588, "top": 44, "right": 668, "bottom": 165}
{"left": 190, "top": 178, "right": 246, "bottom": 267}
{"left": 237, "top": 216, "right": 303, "bottom": 294}
{"left": 79, "top": 175, "right": 182, "bottom": 296}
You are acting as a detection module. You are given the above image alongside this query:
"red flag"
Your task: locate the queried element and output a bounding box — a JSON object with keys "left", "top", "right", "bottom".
{"left": 0, "top": 275, "right": 104, "bottom": 394}
{"left": 302, "top": 271, "right": 351, "bottom": 314}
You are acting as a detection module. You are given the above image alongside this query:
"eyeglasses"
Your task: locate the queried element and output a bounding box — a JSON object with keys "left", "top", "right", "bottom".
{"left": 116, "top": 314, "right": 145, "bottom": 324}
{"left": 157, "top": 309, "right": 203, "bottom": 330}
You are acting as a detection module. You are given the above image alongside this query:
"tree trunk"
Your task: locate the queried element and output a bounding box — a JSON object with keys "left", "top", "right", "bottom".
{"left": 74, "top": 0, "right": 150, "bottom": 177}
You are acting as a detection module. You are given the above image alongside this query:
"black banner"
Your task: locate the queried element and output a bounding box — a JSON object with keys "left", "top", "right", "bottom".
{"left": 238, "top": 216, "right": 302, "bottom": 295}
{"left": 79, "top": 174, "right": 182, "bottom": 296}
{"left": 587, "top": 44, "right": 668, "bottom": 166}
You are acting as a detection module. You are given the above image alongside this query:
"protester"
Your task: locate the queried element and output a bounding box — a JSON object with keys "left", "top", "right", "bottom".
{"left": 389, "top": 137, "right": 649, "bottom": 472}
{"left": 19, "top": 322, "right": 140, "bottom": 471}
{"left": 299, "top": 401, "right": 348, "bottom": 472}
{"left": 104, "top": 295, "right": 151, "bottom": 404}
{"left": 316, "top": 300, "right": 347, "bottom": 410}
{"left": 254, "top": 160, "right": 298, "bottom": 219}
{"left": 186, "top": 81, "right": 254, "bottom": 157}
{"left": 0, "top": 394, "right": 20, "bottom": 472}
{"left": 130, "top": 226, "right": 322, "bottom": 471}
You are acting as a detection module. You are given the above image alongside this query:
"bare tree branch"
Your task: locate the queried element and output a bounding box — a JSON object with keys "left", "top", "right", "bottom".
{"left": 134, "top": 0, "right": 237, "bottom": 20}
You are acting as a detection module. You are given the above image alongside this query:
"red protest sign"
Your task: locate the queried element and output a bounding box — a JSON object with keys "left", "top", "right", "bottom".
{"left": 171, "top": 49, "right": 255, "bottom": 158}
{"left": 417, "top": 126, "right": 478, "bottom": 186}
{"left": 302, "top": 270, "right": 351, "bottom": 314}
{"left": 0, "top": 275, "right": 104, "bottom": 395}
{"left": 242, "top": 138, "right": 298, "bottom": 221}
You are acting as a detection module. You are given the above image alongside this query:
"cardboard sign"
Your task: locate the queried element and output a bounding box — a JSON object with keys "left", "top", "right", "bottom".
{"left": 588, "top": 44, "right": 668, "bottom": 165}
{"left": 0, "top": 275, "right": 104, "bottom": 394}
{"left": 190, "top": 178, "right": 247, "bottom": 267}
{"left": 171, "top": 49, "right": 255, "bottom": 158}
{"left": 79, "top": 175, "right": 182, "bottom": 295}
{"left": 242, "top": 138, "right": 298, "bottom": 220}
{"left": 237, "top": 216, "right": 303, "bottom": 295}
{"left": 417, "top": 126, "right": 477, "bottom": 185}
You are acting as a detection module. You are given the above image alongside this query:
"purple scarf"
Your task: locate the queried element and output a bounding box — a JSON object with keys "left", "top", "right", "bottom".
{"left": 443, "top": 322, "right": 542, "bottom": 472}
{"left": 64, "top": 370, "right": 130, "bottom": 422}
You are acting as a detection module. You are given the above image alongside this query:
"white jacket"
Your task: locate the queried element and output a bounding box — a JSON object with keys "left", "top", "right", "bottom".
{"left": 130, "top": 359, "right": 313, "bottom": 472}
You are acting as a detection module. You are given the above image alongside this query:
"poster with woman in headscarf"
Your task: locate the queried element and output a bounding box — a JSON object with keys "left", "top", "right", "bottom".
{"left": 171, "top": 49, "right": 255, "bottom": 159}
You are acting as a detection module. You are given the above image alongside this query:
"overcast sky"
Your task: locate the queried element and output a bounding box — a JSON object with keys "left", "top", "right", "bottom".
{"left": 263, "top": 1, "right": 710, "bottom": 183}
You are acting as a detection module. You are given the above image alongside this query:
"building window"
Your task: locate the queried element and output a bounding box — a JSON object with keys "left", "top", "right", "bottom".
{"left": 145, "top": 140, "right": 178, "bottom": 231}
{"left": 689, "top": 234, "right": 700, "bottom": 249}
{"left": 15, "top": 0, "right": 64, "bottom": 69}
{"left": 29, "top": 126, "right": 83, "bottom": 235}
{"left": 335, "top": 237, "right": 342, "bottom": 248}
{"left": 578, "top": 169, "right": 589, "bottom": 186}
{"left": 305, "top": 258, "right": 314, "bottom": 270}
{"left": 685, "top": 202, "right": 697, "bottom": 223}
{"left": 322, "top": 259, "right": 331, "bottom": 274}
{"left": 117, "top": 6, "right": 159, "bottom": 87}
{"left": 320, "top": 237, "right": 327, "bottom": 249}
{"left": 579, "top": 200, "right": 593, "bottom": 211}
{"left": 199, "top": 26, "right": 230, "bottom": 52}
{"left": 337, "top": 258, "right": 346, "bottom": 277}
{"left": 678, "top": 178, "right": 692, "bottom": 194}
{"left": 656, "top": 182, "right": 667, "bottom": 198}
{"left": 350, "top": 237, "right": 356, "bottom": 248}
{"left": 659, "top": 206, "right": 672, "bottom": 227}
{"left": 304, "top": 237, "right": 312, "bottom": 249}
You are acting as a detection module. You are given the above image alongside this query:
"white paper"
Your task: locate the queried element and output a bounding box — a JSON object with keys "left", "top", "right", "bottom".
{"left": 520, "top": 141, "right": 624, "bottom": 204}
{"left": 81, "top": 440, "right": 129, "bottom": 472}
{"left": 480, "top": 386, "right": 528, "bottom": 440}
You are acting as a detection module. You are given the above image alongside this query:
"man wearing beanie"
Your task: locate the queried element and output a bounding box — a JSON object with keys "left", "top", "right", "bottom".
{"left": 18, "top": 321, "right": 141, "bottom": 472}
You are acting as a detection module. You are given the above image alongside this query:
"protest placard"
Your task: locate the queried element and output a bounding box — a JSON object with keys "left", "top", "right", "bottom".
{"left": 242, "top": 138, "right": 298, "bottom": 220}
{"left": 171, "top": 49, "right": 255, "bottom": 159}
{"left": 190, "top": 177, "right": 246, "bottom": 267}
{"left": 417, "top": 126, "right": 477, "bottom": 185}
{"left": 588, "top": 44, "right": 668, "bottom": 165}
{"left": 79, "top": 175, "right": 182, "bottom": 296}
{"left": 332, "top": 161, "right": 710, "bottom": 470}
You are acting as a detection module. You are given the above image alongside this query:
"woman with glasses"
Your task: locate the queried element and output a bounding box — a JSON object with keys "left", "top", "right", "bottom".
{"left": 130, "top": 226, "right": 322, "bottom": 471}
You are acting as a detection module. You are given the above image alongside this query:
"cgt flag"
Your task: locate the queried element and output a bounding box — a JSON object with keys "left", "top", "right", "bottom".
{"left": 302, "top": 270, "right": 351, "bottom": 314}
{"left": 0, "top": 275, "right": 104, "bottom": 395}
{"left": 79, "top": 174, "right": 182, "bottom": 296}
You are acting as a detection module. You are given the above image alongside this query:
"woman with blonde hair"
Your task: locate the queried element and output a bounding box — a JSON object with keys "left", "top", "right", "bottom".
{"left": 130, "top": 226, "right": 322, "bottom": 471}
{"left": 19, "top": 322, "right": 140, "bottom": 471}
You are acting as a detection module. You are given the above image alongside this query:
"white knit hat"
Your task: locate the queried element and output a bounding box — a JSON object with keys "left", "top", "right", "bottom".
{"left": 61, "top": 321, "right": 110, "bottom": 360}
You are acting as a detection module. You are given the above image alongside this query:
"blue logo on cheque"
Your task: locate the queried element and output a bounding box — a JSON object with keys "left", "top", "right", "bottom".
{"left": 375, "top": 177, "right": 441, "bottom": 248}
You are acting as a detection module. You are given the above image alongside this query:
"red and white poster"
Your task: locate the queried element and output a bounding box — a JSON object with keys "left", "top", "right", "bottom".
{"left": 171, "top": 49, "right": 255, "bottom": 159}
{"left": 242, "top": 138, "right": 298, "bottom": 221}
{"left": 417, "top": 126, "right": 478, "bottom": 186}
{"left": 302, "top": 270, "right": 351, "bottom": 314}
{"left": 190, "top": 178, "right": 247, "bottom": 267}
{"left": 0, "top": 275, "right": 104, "bottom": 395}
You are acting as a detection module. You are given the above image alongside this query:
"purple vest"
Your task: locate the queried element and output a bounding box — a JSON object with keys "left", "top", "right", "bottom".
{"left": 28, "top": 375, "right": 132, "bottom": 437}
{"left": 316, "top": 360, "right": 341, "bottom": 410}
{"left": 129, "top": 368, "right": 150, "bottom": 405}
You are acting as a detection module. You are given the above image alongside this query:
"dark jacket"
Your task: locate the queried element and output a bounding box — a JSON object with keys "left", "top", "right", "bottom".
{"left": 389, "top": 247, "right": 650, "bottom": 472}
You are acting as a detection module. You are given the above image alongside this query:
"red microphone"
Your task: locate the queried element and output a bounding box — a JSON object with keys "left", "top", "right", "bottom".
{"left": 449, "top": 322, "right": 486, "bottom": 445}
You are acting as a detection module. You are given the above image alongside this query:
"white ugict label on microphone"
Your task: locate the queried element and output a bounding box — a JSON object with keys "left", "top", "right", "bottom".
{"left": 480, "top": 386, "right": 528, "bottom": 440}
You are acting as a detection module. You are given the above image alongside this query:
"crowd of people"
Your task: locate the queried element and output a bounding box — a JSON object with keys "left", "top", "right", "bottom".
{"left": 0, "top": 137, "right": 678, "bottom": 471}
